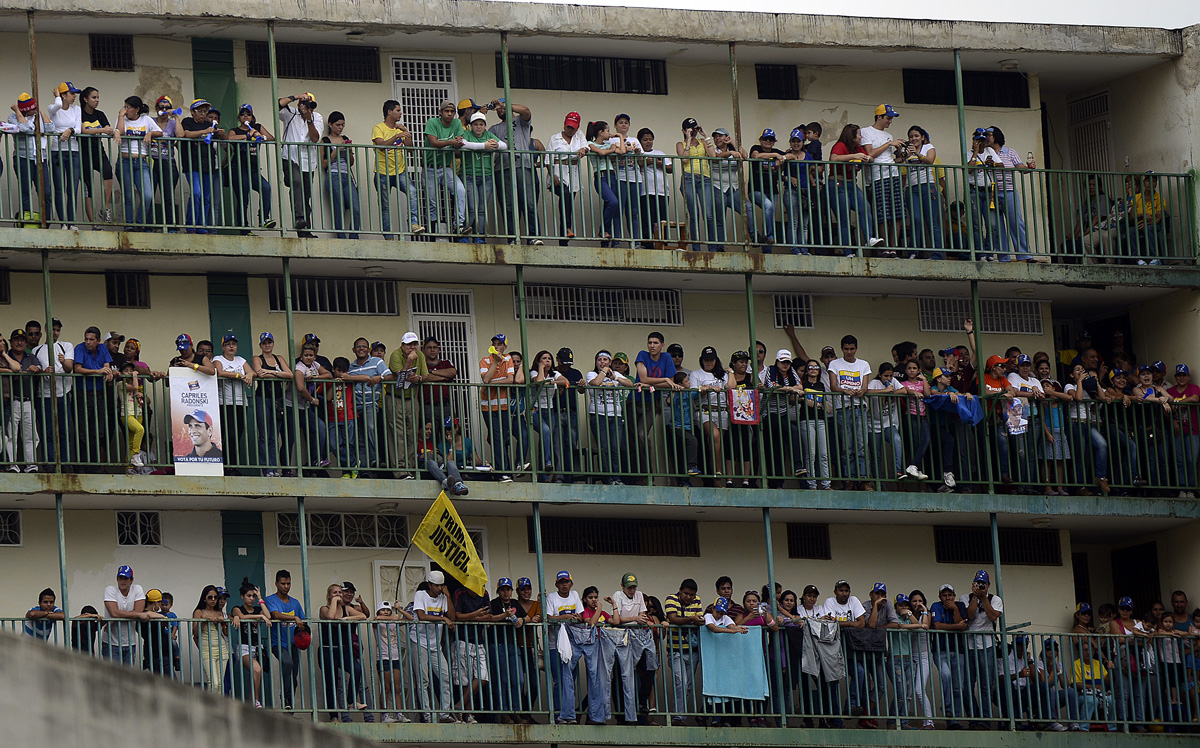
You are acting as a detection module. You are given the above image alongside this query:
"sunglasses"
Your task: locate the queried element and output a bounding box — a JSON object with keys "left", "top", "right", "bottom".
{"left": 205, "top": 595, "right": 217, "bottom": 601}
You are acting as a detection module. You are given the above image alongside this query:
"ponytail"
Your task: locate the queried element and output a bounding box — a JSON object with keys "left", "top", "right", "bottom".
{"left": 124, "top": 95, "right": 149, "bottom": 117}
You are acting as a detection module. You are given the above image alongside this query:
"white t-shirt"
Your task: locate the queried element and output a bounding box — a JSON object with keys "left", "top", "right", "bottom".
{"left": 966, "top": 147, "right": 1002, "bottom": 187}
{"left": 217, "top": 355, "right": 249, "bottom": 405}
{"left": 411, "top": 589, "right": 448, "bottom": 649}
{"left": 1007, "top": 372, "right": 1044, "bottom": 402}
{"left": 102, "top": 583, "right": 146, "bottom": 647}
{"left": 278, "top": 104, "right": 324, "bottom": 172}
{"left": 586, "top": 370, "right": 626, "bottom": 417}
{"left": 828, "top": 358, "right": 872, "bottom": 408}
{"left": 795, "top": 602, "right": 828, "bottom": 620}
{"left": 907, "top": 144, "right": 937, "bottom": 186}
{"left": 612, "top": 589, "right": 647, "bottom": 624}
{"left": 859, "top": 124, "right": 901, "bottom": 181}
{"left": 868, "top": 378, "right": 902, "bottom": 431}
{"left": 292, "top": 359, "right": 320, "bottom": 409}
{"left": 547, "top": 130, "right": 588, "bottom": 191}
{"left": 118, "top": 114, "right": 162, "bottom": 157}
{"left": 958, "top": 592, "right": 1003, "bottom": 649}
{"left": 607, "top": 135, "right": 643, "bottom": 183}
{"left": 531, "top": 366, "right": 558, "bottom": 410}
{"left": 33, "top": 340, "right": 75, "bottom": 398}
{"left": 689, "top": 369, "right": 729, "bottom": 425}
{"left": 640, "top": 149, "right": 670, "bottom": 196}
{"left": 822, "top": 595, "right": 866, "bottom": 622}
{"left": 546, "top": 590, "right": 583, "bottom": 649}
{"left": 1063, "top": 383, "right": 1096, "bottom": 422}
{"left": 1007, "top": 650, "right": 1044, "bottom": 688}
{"left": 704, "top": 612, "right": 734, "bottom": 627}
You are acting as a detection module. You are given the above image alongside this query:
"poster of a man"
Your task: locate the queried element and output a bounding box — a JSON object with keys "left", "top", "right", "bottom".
{"left": 184, "top": 409, "right": 223, "bottom": 460}
{"left": 169, "top": 366, "right": 223, "bottom": 475}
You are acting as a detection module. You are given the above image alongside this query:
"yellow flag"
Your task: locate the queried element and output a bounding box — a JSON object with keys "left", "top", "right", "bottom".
{"left": 411, "top": 491, "right": 488, "bottom": 596}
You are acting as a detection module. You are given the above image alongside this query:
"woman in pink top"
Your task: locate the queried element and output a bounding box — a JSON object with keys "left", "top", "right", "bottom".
{"left": 898, "top": 360, "right": 931, "bottom": 481}
{"left": 1167, "top": 363, "right": 1200, "bottom": 498}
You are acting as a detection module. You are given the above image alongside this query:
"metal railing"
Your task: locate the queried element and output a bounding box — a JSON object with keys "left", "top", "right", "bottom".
{"left": 5, "top": 617, "right": 1198, "bottom": 731}
{"left": 3, "top": 371, "right": 1200, "bottom": 497}
{"left": 1, "top": 132, "right": 1194, "bottom": 264}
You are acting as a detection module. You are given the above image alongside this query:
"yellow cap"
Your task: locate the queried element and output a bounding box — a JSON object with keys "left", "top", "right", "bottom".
{"left": 302, "top": 92, "right": 317, "bottom": 106}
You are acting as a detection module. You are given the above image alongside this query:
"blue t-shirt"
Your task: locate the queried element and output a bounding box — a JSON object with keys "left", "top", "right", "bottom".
{"left": 72, "top": 343, "right": 114, "bottom": 390}
{"left": 634, "top": 351, "right": 676, "bottom": 403}
{"left": 164, "top": 610, "right": 180, "bottom": 632}
{"left": 929, "top": 600, "right": 969, "bottom": 653}
{"left": 263, "top": 593, "right": 306, "bottom": 648}
{"left": 670, "top": 389, "right": 697, "bottom": 430}
{"left": 24, "top": 606, "right": 63, "bottom": 640}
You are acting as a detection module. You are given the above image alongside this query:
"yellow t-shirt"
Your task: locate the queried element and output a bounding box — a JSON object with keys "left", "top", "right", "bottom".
{"left": 1133, "top": 192, "right": 1162, "bottom": 228}
{"left": 681, "top": 141, "right": 711, "bottom": 177}
{"left": 371, "top": 122, "right": 409, "bottom": 175}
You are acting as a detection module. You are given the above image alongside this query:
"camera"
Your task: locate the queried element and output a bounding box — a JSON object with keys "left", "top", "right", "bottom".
{"left": 300, "top": 100, "right": 316, "bottom": 109}
{"left": 486, "top": 101, "right": 498, "bottom": 111}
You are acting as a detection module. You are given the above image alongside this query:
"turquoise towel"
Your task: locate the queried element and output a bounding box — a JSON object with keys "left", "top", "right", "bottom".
{"left": 699, "top": 626, "right": 769, "bottom": 700}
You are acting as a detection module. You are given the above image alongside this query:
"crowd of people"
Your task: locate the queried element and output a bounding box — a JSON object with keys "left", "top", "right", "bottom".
{"left": 20, "top": 568, "right": 1200, "bottom": 731}
{"left": 2, "top": 86, "right": 1177, "bottom": 259}
{"left": 0, "top": 316, "right": 1196, "bottom": 497}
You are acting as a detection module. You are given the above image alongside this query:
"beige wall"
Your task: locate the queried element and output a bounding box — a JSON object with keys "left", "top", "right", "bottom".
{"left": 1129, "top": 288, "right": 1200, "bottom": 370}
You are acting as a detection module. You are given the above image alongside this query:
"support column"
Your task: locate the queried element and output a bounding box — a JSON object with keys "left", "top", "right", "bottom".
{"left": 970, "top": 281, "right": 994, "bottom": 493}
{"left": 954, "top": 50, "right": 977, "bottom": 259}
{"left": 282, "top": 258, "right": 302, "bottom": 475}
{"left": 27, "top": 11, "right": 46, "bottom": 227}
{"left": 43, "top": 250, "right": 60, "bottom": 473}
{"left": 990, "top": 512, "right": 1015, "bottom": 730}
{"left": 728, "top": 42, "right": 752, "bottom": 250}
{"left": 56, "top": 492, "right": 70, "bottom": 647}
{"left": 516, "top": 265, "right": 535, "bottom": 480}
{"left": 746, "top": 273, "right": 768, "bottom": 483}
{"left": 762, "top": 508, "right": 786, "bottom": 726}
{"left": 266, "top": 23, "right": 287, "bottom": 236}
{"left": 500, "top": 31, "right": 522, "bottom": 245}
{"left": 297, "top": 495, "right": 318, "bottom": 721}
{"left": 531, "top": 502, "right": 552, "bottom": 721}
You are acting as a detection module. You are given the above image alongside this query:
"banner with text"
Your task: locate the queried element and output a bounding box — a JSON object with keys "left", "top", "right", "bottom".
{"left": 169, "top": 366, "right": 224, "bottom": 476}
{"left": 411, "top": 491, "right": 488, "bottom": 595}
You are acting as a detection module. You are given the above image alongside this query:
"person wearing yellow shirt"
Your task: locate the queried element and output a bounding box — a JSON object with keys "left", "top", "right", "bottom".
{"left": 1131, "top": 171, "right": 1166, "bottom": 265}
{"left": 371, "top": 100, "right": 425, "bottom": 239}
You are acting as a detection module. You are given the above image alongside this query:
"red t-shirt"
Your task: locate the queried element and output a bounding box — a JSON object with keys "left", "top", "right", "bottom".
{"left": 830, "top": 141, "right": 868, "bottom": 183}
{"left": 1168, "top": 384, "right": 1200, "bottom": 434}
{"left": 325, "top": 382, "right": 356, "bottom": 422}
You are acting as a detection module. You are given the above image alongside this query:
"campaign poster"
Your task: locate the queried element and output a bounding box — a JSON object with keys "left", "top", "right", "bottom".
{"left": 729, "top": 387, "right": 761, "bottom": 425}
{"left": 169, "top": 366, "right": 224, "bottom": 476}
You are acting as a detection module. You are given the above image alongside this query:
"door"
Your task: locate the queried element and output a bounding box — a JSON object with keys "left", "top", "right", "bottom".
{"left": 192, "top": 38, "right": 238, "bottom": 130}
{"left": 391, "top": 57, "right": 458, "bottom": 142}
{"left": 373, "top": 557, "right": 430, "bottom": 608}
{"left": 1110, "top": 541, "right": 1160, "bottom": 615}
{"left": 221, "top": 510, "right": 267, "bottom": 611}
{"left": 207, "top": 273, "right": 252, "bottom": 351}
{"left": 408, "top": 288, "right": 479, "bottom": 440}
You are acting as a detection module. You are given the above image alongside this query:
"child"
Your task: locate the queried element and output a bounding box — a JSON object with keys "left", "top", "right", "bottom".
{"left": 326, "top": 357, "right": 359, "bottom": 478}
{"left": 668, "top": 371, "right": 700, "bottom": 485}
{"left": 585, "top": 120, "right": 625, "bottom": 247}
{"left": 461, "top": 111, "right": 506, "bottom": 242}
{"left": 440, "top": 417, "right": 490, "bottom": 473}
{"left": 1072, "top": 640, "right": 1115, "bottom": 731}
{"left": 1190, "top": 608, "right": 1200, "bottom": 636}
{"left": 890, "top": 594, "right": 924, "bottom": 728}
{"left": 581, "top": 586, "right": 611, "bottom": 627}
{"left": 160, "top": 591, "right": 181, "bottom": 673}
{"left": 637, "top": 127, "right": 672, "bottom": 247}
{"left": 1155, "top": 614, "right": 1185, "bottom": 716}
{"left": 120, "top": 361, "right": 147, "bottom": 471}
{"left": 1037, "top": 359, "right": 1072, "bottom": 496}
{"left": 867, "top": 362, "right": 904, "bottom": 481}
{"left": 374, "top": 601, "right": 415, "bottom": 723}
{"left": 897, "top": 360, "right": 931, "bottom": 481}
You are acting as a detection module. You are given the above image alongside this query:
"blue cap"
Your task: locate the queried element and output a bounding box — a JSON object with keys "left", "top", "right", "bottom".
{"left": 517, "top": 577, "right": 532, "bottom": 589}
{"left": 492, "top": 333, "right": 507, "bottom": 344}
{"left": 443, "top": 416, "right": 457, "bottom": 429}
{"left": 371, "top": 341, "right": 385, "bottom": 350}
{"left": 259, "top": 332, "right": 273, "bottom": 343}
{"left": 872, "top": 582, "right": 886, "bottom": 594}
{"left": 714, "top": 596, "right": 730, "bottom": 613}
{"left": 973, "top": 127, "right": 989, "bottom": 140}
{"left": 175, "top": 333, "right": 193, "bottom": 351}
{"left": 1118, "top": 596, "right": 1133, "bottom": 609}
{"left": 61, "top": 82, "right": 82, "bottom": 94}
{"left": 974, "top": 570, "right": 990, "bottom": 584}
{"left": 556, "top": 570, "right": 571, "bottom": 581}
{"left": 790, "top": 128, "right": 805, "bottom": 141}
{"left": 1014, "top": 634, "right": 1030, "bottom": 645}
{"left": 117, "top": 565, "right": 134, "bottom": 578}
{"left": 876, "top": 104, "right": 900, "bottom": 118}
{"left": 1177, "top": 364, "right": 1190, "bottom": 375}
{"left": 303, "top": 333, "right": 320, "bottom": 344}
{"left": 183, "top": 409, "right": 213, "bottom": 427}
{"left": 1017, "top": 354, "right": 1031, "bottom": 364}
{"left": 497, "top": 577, "right": 513, "bottom": 589}
{"left": 1042, "top": 637, "right": 1059, "bottom": 650}
{"left": 939, "top": 348, "right": 958, "bottom": 357}
{"left": 239, "top": 103, "right": 253, "bottom": 114}
{"left": 760, "top": 128, "right": 776, "bottom": 140}
{"left": 1153, "top": 360, "right": 1166, "bottom": 372}
{"left": 1076, "top": 602, "right": 1091, "bottom": 615}
{"left": 894, "top": 593, "right": 910, "bottom": 605}
{"left": 1139, "top": 364, "right": 1152, "bottom": 373}
{"left": 614, "top": 113, "right": 631, "bottom": 122}
{"left": 215, "top": 586, "right": 228, "bottom": 597}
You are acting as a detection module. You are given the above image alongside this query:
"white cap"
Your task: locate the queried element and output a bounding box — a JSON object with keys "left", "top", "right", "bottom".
{"left": 468, "top": 111, "right": 487, "bottom": 123}
{"left": 939, "top": 583, "right": 955, "bottom": 593}
{"left": 401, "top": 331, "right": 419, "bottom": 344}
{"left": 427, "top": 570, "right": 445, "bottom": 585}
{"left": 775, "top": 349, "right": 792, "bottom": 362}
{"left": 377, "top": 601, "right": 392, "bottom": 612}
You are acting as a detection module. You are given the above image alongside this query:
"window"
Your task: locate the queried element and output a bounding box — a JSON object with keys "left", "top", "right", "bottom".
{"left": 268, "top": 277, "right": 398, "bottom": 315}
{"left": 529, "top": 517, "right": 699, "bottom": 556}
{"left": 0, "top": 270, "right": 10, "bottom": 304}
{"left": 499, "top": 52, "right": 668, "bottom": 95}
{"left": 393, "top": 57, "right": 457, "bottom": 137}
{"left": 246, "top": 41, "right": 380, "bottom": 83}
{"left": 117, "top": 511, "right": 161, "bottom": 546}
{"left": 0, "top": 510, "right": 21, "bottom": 546}
{"left": 1068, "top": 92, "right": 1112, "bottom": 172}
{"left": 933, "top": 526, "right": 1062, "bottom": 566}
{"left": 277, "top": 512, "right": 408, "bottom": 548}
{"left": 518, "top": 285, "right": 683, "bottom": 326}
{"left": 773, "top": 293, "right": 814, "bottom": 329}
{"left": 917, "top": 298, "right": 1042, "bottom": 335}
{"left": 89, "top": 34, "right": 134, "bottom": 72}
{"left": 786, "top": 523, "right": 830, "bottom": 559}
{"left": 902, "top": 69, "right": 1030, "bottom": 109}
{"left": 755, "top": 64, "right": 800, "bottom": 101}
{"left": 105, "top": 271, "right": 150, "bottom": 309}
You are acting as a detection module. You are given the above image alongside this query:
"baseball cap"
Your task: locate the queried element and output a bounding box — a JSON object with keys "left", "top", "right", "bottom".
{"left": 1042, "top": 637, "right": 1059, "bottom": 650}
{"left": 443, "top": 417, "right": 458, "bottom": 429}
{"left": 301, "top": 92, "right": 317, "bottom": 106}
{"left": 939, "top": 347, "right": 958, "bottom": 357}
{"left": 1178, "top": 364, "right": 1190, "bottom": 375}
{"left": 821, "top": 345, "right": 836, "bottom": 355}
{"left": 146, "top": 589, "right": 163, "bottom": 603}
{"left": 377, "top": 601, "right": 392, "bottom": 613}
{"left": 974, "top": 570, "right": 990, "bottom": 584}
{"left": 517, "top": 577, "right": 532, "bottom": 589}
{"left": 183, "top": 409, "right": 213, "bottom": 427}
{"left": 1017, "top": 354, "right": 1031, "bottom": 365}
{"left": 973, "top": 127, "right": 989, "bottom": 140}
{"left": 986, "top": 354, "right": 1007, "bottom": 369}
{"left": 613, "top": 352, "right": 629, "bottom": 364}
{"left": 427, "top": 570, "right": 445, "bottom": 585}
{"left": 557, "top": 347, "right": 574, "bottom": 363}
{"left": 1139, "top": 364, "right": 1152, "bottom": 373}
{"left": 189, "top": 98, "right": 210, "bottom": 110}
{"left": 117, "top": 565, "right": 134, "bottom": 578}
{"left": 341, "top": 581, "right": 356, "bottom": 592}
{"left": 9, "top": 329, "right": 26, "bottom": 340}
{"left": 667, "top": 343, "right": 684, "bottom": 356}
{"left": 56, "top": 82, "right": 82, "bottom": 95}
{"left": 790, "top": 128, "right": 804, "bottom": 141}
{"left": 238, "top": 103, "right": 253, "bottom": 115}
{"left": 1118, "top": 596, "right": 1133, "bottom": 609}
{"left": 730, "top": 350, "right": 751, "bottom": 362}
{"left": 1076, "top": 602, "right": 1092, "bottom": 615}
{"left": 614, "top": 113, "right": 631, "bottom": 122}
{"left": 371, "top": 341, "right": 385, "bottom": 351}
{"left": 221, "top": 333, "right": 237, "bottom": 344}
{"left": 556, "top": 570, "right": 572, "bottom": 582}
{"left": 468, "top": 111, "right": 487, "bottom": 124}
{"left": 303, "top": 333, "right": 321, "bottom": 344}
{"left": 714, "top": 596, "right": 730, "bottom": 613}
{"left": 700, "top": 346, "right": 718, "bottom": 360}
{"left": 215, "top": 587, "right": 228, "bottom": 597}
{"left": 293, "top": 629, "right": 312, "bottom": 650}
{"left": 401, "top": 331, "right": 420, "bottom": 345}
{"left": 930, "top": 367, "right": 946, "bottom": 380}
{"left": 16, "top": 92, "right": 36, "bottom": 114}
{"left": 681, "top": 117, "right": 699, "bottom": 131}
{"left": 497, "top": 577, "right": 513, "bottom": 590}
{"left": 775, "top": 349, "right": 792, "bottom": 363}
{"left": 1153, "top": 360, "right": 1166, "bottom": 372}
{"left": 872, "top": 582, "right": 887, "bottom": 594}
{"left": 712, "top": 127, "right": 729, "bottom": 136}
{"left": 156, "top": 96, "right": 174, "bottom": 109}
{"left": 259, "top": 332, "right": 274, "bottom": 343}
{"left": 564, "top": 112, "right": 581, "bottom": 127}
{"left": 103, "top": 331, "right": 124, "bottom": 343}
{"left": 457, "top": 98, "right": 479, "bottom": 112}
{"left": 835, "top": 579, "right": 851, "bottom": 589}
{"left": 621, "top": 573, "right": 638, "bottom": 588}
{"left": 939, "top": 583, "right": 955, "bottom": 593}
{"left": 492, "top": 333, "right": 507, "bottom": 344}
{"left": 760, "top": 128, "right": 776, "bottom": 140}
{"left": 875, "top": 104, "right": 899, "bottom": 118}
{"left": 894, "top": 593, "right": 910, "bottom": 606}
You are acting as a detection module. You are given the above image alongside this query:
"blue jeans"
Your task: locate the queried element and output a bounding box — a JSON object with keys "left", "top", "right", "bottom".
{"left": 15, "top": 158, "right": 48, "bottom": 214}
{"left": 37, "top": 396, "right": 72, "bottom": 464}
{"left": 117, "top": 157, "right": 154, "bottom": 226}
{"left": 464, "top": 174, "right": 494, "bottom": 235}
{"left": 965, "top": 646, "right": 998, "bottom": 720}
{"left": 835, "top": 406, "right": 868, "bottom": 479}
{"left": 495, "top": 166, "right": 541, "bottom": 237}
{"left": 50, "top": 149, "right": 81, "bottom": 223}
{"left": 330, "top": 418, "right": 358, "bottom": 469}
{"left": 549, "top": 181, "right": 575, "bottom": 239}
{"left": 994, "top": 187, "right": 1031, "bottom": 261}
{"left": 558, "top": 409, "right": 580, "bottom": 476}
{"left": 354, "top": 402, "right": 379, "bottom": 468}
{"left": 490, "top": 641, "right": 523, "bottom": 712}
{"left": 184, "top": 170, "right": 216, "bottom": 229}
{"left": 486, "top": 409, "right": 513, "bottom": 472}
{"left": 682, "top": 173, "right": 717, "bottom": 251}
{"left": 594, "top": 172, "right": 621, "bottom": 241}
{"left": 906, "top": 184, "right": 944, "bottom": 257}
{"left": 589, "top": 414, "right": 627, "bottom": 482}
{"left": 326, "top": 171, "right": 360, "bottom": 239}
{"left": 558, "top": 625, "right": 604, "bottom": 723}
{"left": 231, "top": 167, "right": 271, "bottom": 227}
{"left": 256, "top": 398, "right": 282, "bottom": 472}
{"left": 751, "top": 190, "right": 777, "bottom": 241}
{"left": 831, "top": 181, "right": 870, "bottom": 253}
{"left": 713, "top": 187, "right": 745, "bottom": 251}
{"left": 286, "top": 406, "right": 328, "bottom": 466}
{"left": 936, "top": 649, "right": 966, "bottom": 720}
{"left": 892, "top": 655, "right": 915, "bottom": 718}
{"left": 968, "top": 186, "right": 1000, "bottom": 258}
{"left": 100, "top": 642, "right": 136, "bottom": 664}
{"left": 532, "top": 408, "right": 559, "bottom": 469}
{"left": 903, "top": 412, "right": 931, "bottom": 468}
{"left": 873, "top": 426, "right": 904, "bottom": 478}
{"left": 424, "top": 166, "right": 467, "bottom": 228}
{"left": 375, "top": 171, "right": 421, "bottom": 236}
{"left": 1069, "top": 421, "right": 1108, "bottom": 482}
{"left": 847, "top": 649, "right": 887, "bottom": 713}
{"left": 1176, "top": 432, "right": 1199, "bottom": 490}
{"left": 616, "top": 177, "right": 642, "bottom": 240}
{"left": 783, "top": 187, "right": 810, "bottom": 250}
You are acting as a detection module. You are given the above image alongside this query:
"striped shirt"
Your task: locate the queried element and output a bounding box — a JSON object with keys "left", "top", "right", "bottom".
{"left": 663, "top": 593, "right": 703, "bottom": 650}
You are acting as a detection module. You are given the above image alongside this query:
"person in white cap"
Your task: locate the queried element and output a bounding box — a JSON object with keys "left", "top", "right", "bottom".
{"left": 462, "top": 111, "right": 506, "bottom": 242}
{"left": 411, "top": 571, "right": 459, "bottom": 722}
{"left": 389, "top": 331, "right": 424, "bottom": 477}
{"left": 761, "top": 348, "right": 806, "bottom": 488}
{"left": 374, "top": 600, "right": 414, "bottom": 723}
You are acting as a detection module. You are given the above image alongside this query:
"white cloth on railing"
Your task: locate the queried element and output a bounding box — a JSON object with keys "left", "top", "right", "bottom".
{"left": 801, "top": 617, "right": 845, "bottom": 682}
{"left": 557, "top": 624, "right": 573, "bottom": 663}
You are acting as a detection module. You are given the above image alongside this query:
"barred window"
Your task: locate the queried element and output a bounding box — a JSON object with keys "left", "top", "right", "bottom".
{"left": 786, "top": 523, "right": 830, "bottom": 559}
{"left": 755, "top": 64, "right": 800, "bottom": 100}
{"left": 117, "top": 511, "right": 161, "bottom": 546}
{"left": 934, "top": 526, "right": 1061, "bottom": 566}
{"left": 277, "top": 512, "right": 408, "bottom": 549}
{"left": 902, "top": 69, "right": 1031, "bottom": 109}
{"left": 89, "top": 35, "right": 134, "bottom": 72}
{"left": 106, "top": 271, "right": 150, "bottom": 309}
{"left": 246, "top": 41, "right": 381, "bottom": 83}
{"left": 0, "top": 510, "right": 21, "bottom": 546}
{"left": 517, "top": 285, "right": 682, "bottom": 325}
{"left": 529, "top": 517, "right": 699, "bottom": 556}
{"left": 773, "top": 293, "right": 814, "bottom": 329}
{"left": 268, "top": 277, "right": 398, "bottom": 315}
{"left": 917, "top": 298, "right": 1042, "bottom": 335}
{"left": 499, "top": 52, "right": 668, "bottom": 95}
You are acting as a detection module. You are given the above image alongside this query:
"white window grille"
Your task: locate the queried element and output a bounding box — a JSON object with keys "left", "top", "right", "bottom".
{"left": 1068, "top": 92, "right": 1112, "bottom": 173}
{"left": 392, "top": 57, "right": 456, "bottom": 141}
{"left": 0, "top": 510, "right": 21, "bottom": 546}
{"left": 277, "top": 512, "right": 408, "bottom": 549}
{"left": 408, "top": 289, "right": 476, "bottom": 380}
{"left": 917, "top": 298, "right": 1043, "bottom": 335}
{"left": 772, "top": 293, "right": 814, "bottom": 329}
{"left": 116, "top": 511, "right": 161, "bottom": 546}
{"left": 268, "top": 277, "right": 398, "bottom": 315}
{"left": 517, "top": 285, "right": 683, "bottom": 326}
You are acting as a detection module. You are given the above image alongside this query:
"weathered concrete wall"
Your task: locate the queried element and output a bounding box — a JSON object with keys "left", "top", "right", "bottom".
{"left": 0, "top": 631, "right": 378, "bottom": 748}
